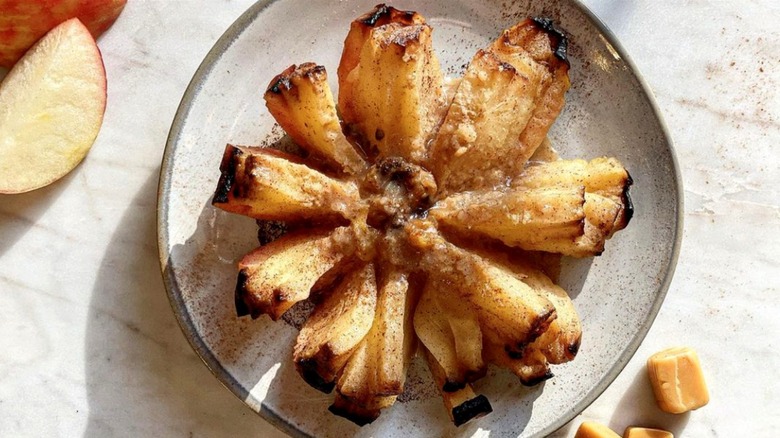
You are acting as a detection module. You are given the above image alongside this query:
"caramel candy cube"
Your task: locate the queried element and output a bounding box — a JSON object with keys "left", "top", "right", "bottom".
{"left": 624, "top": 426, "right": 674, "bottom": 438}
{"left": 575, "top": 421, "right": 621, "bottom": 438}
{"left": 647, "top": 346, "right": 709, "bottom": 414}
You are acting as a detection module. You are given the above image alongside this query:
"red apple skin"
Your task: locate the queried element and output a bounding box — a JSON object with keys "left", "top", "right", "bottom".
{"left": 0, "top": 0, "right": 127, "bottom": 67}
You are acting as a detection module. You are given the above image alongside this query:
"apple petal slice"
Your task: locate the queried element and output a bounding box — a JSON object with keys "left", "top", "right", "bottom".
{"left": 0, "top": 18, "right": 106, "bottom": 194}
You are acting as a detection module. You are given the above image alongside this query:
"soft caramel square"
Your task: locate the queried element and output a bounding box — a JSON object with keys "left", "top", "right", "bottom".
{"left": 575, "top": 421, "right": 621, "bottom": 438}
{"left": 624, "top": 426, "right": 674, "bottom": 438}
{"left": 647, "top": 346, "right": 709, "bottom": 414}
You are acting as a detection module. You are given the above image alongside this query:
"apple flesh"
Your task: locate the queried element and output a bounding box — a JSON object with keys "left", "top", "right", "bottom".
{"left": 0, "top": 18, "right": 107, "bottom": 194}
{"left": 0, "top": 0, "right": 126, "bottom": 67}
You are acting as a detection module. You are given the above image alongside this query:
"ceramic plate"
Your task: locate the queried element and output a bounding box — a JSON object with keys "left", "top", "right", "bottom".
{"left": 158, "top": 0, "right": 682, "bottom": 436}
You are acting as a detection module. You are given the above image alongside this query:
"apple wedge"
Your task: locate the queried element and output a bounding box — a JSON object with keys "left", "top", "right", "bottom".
{"left": 339, "top": 20, "right": 446, "bottom": 164}
{"left": 337, "top": 3, "right": 424, "bottom": 94}
{"left": 0, "top": 18, "right": 106, "bottom": 194}
{"left": 336, "top": 268, "right": 415, "bottom": 399}
{"left": 480, "top": 259, "right": 580, "bottom": 386}
{"left": 516, "top": 263, "right": 581, "bottom": 365}
{"left": 413, "top": 276, "right": 485, "bottom": 391}
{"left": 328, "top": 269, "right": 416, "bottom": 425}
{"left": 429, "top": 18, "right": 570, "bottom": 194}
{"left": 235, "top": 227, "right": 357, "bottom": 320}
{"left": 293, "top": 263, "right": 377, "bottom": 393}
{"left": 264, "top": 63, "right": 367, "bottom": 175}
{"left": 212, "top": 144, "right": 361, "bottom": 223}
{"left": 512, "top": 157, "right": 633, "bottom": 256}
{"left": 0, "top": 0, "right": 126, "bottom": 67}
{"left": 431, "top": 185, "right": 587, "bottom": 249}
{"left": 516, "top": 158, "right": 631, "bottom": 200}
{"left": 410, "top": 227, "right": 556, "bottom": 357}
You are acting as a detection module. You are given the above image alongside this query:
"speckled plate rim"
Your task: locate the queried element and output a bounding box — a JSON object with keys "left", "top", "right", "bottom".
{"left": 157, "top": 1, "right": 684, "bottom": 436}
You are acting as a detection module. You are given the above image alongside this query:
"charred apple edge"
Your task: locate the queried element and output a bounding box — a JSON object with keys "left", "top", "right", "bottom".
{"left": 266, "top": 65, "right": 296, "bottom": 94}
{"left": 621, "top": 171, "right": 634, "bottom": 227}
{"left": 328, "top": 401, "right": 380, "bottom": 426}
{"left": 527, "top": 307, "right": 558, "bottom": 344}
{"left": 452, "top": 395, "right": 493, "bottom": 427}
{"left": 567, "top": 335, "right": 582, "bottom": 358}
{"left": 213, "top": 144, "right": 242, "bottom": 204}
{"left": 442, "top": 380, "right": 467, "bottom": 393}
{"left": 360, "top": 3, "right": 418, "bottom": 26}
{"left": 520, "top": 369, "right": 555, "bottom": 387}
{"left": 235, "top": 269, "right": 267, "bottom": 319}
{"left": 267, "top": 63, "right": 328, "bottom": 96}
{"left": 442, "top": 364, "right": 488, "bottom": 392}
{"left": 235, "top": 270, "right": 251, "bottom": 317}
{"left": 297, "top": 358, "right": 337, "bottom": 393}
{"left": 531, "top": 17, "right": 569, "bottom": 65}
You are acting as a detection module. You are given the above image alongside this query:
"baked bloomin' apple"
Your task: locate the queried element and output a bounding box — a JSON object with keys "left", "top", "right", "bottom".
{"left": 213, "top": 4, "right": 632, "bottom": 427}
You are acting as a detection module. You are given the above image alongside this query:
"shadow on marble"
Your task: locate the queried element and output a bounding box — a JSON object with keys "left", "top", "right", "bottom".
{"left": 0, "top": 167, "right": 79, "bottom": 258}
{"left": 607, "top": 364, "right": 690, "bottom": 436}
{"left": 83, "top": 172, "right": 283, "bottom": 437}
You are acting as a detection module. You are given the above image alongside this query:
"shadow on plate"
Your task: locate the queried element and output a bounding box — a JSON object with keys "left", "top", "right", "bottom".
{"left": 559, "top": 256, "right": 594, "bottom": 300}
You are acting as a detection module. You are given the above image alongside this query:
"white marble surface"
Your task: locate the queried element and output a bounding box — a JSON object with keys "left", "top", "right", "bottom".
{"left": 0, "top": 0, "right": 777, "bottom": 437}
